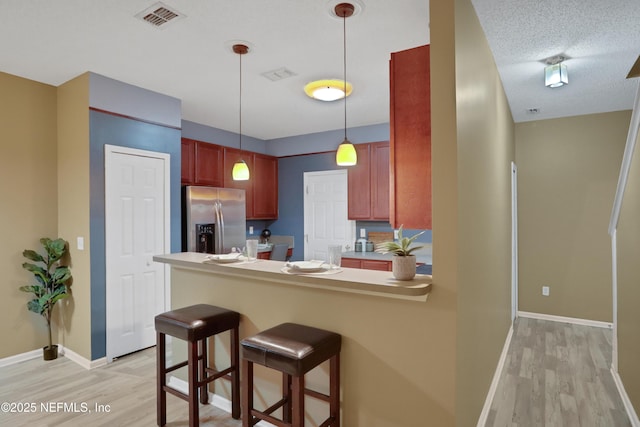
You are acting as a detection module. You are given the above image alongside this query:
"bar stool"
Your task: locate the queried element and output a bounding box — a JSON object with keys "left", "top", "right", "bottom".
{"left": 155, "top": 304, "right": 240, "bottom": 427}
{"left": 241, "top": 322, "right": 342, "bottom": 427}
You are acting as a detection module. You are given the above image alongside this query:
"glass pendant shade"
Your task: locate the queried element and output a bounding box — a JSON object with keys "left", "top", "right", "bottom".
{"left": 232, "top": 159, "right": 250, "bottom": 181}
{"left": 545, "top": 63, "right": 568, "bottom": 88}
{"left": 336, "top": 138, "right": 357, "bottom": 166}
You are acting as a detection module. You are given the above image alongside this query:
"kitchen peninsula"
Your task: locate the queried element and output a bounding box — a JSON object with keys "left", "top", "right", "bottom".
{"left": 153, "top": 252, "right": 435, "bottom": 426}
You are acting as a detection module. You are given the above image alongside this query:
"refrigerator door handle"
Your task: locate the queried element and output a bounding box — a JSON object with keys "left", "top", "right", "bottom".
{"left": 214, "top": 201, "right": 223, "bottom": 254}
{"left": 217, "top": 201, "right": 225, "bottom": 252}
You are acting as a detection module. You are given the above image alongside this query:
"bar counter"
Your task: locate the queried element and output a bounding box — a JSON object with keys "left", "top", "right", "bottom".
{"left": 153, "top": 252, "right": 453, "bottom": 426}
{"left": 154, "top": 252, "right": 432, "bottom": 301}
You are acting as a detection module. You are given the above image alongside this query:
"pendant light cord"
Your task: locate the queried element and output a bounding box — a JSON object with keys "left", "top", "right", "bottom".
{"left": 239, "top": 51, "right": 243, "bottom": 152}
{"left": 343, "top": 11, "right": 347, "bottom": 141}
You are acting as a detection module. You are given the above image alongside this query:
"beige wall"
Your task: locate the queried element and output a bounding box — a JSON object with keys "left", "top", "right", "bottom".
{"left": 0, "top": 72, "right": 58, "bottom": 358}
{"left": 453, "top": 0, "right": 516, "bottom": 425}
{"left": 57, "top": 73, "right": 92, "bottom": 359}
{"left": 516, "top": 111, "right": 629, "bottom": 321}
{"left": 616, "top": 129, "right": 640, "bottom": 412}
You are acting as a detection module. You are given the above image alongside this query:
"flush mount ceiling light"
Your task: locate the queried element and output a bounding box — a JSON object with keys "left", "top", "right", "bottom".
{"left": 304, "top": 79, "right": 353, "bottom": 101}
{"left": 232, "top": 43, "right": 250, "bottom": 181}
{"left": 544, "top": 55, "right": 568, "bottom": 88}
{"left": 335, "top": 2, "right": 357, "bottom": 167}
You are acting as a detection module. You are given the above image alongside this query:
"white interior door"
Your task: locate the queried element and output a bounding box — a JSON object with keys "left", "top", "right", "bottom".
{"left": 303, "top": 170, "right": 355, "bottom": 261}
{"left": 105, "top": 145, "right": 170, "bottom": 361}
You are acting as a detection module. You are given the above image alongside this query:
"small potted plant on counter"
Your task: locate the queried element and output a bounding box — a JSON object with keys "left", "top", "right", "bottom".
{"left": 19, "top": 237, "right": 72, "bottom": 360}
{"left": 375, "top": 226, "right": 425, "bottom": 280}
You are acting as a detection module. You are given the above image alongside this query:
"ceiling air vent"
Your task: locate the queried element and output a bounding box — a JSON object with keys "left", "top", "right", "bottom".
{"left": 135, "top": 2, "right": 185, "bottom": 29}
{"left": 261, "top": 67, "right": 297, "bottom": 82}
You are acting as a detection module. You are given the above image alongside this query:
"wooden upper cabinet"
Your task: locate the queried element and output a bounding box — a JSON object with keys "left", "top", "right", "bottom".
{"left": 347, "top": 141, "right": 390, "bottom": 221}
{"left": 252, "top": 153, "right": 278, "bottom": 219}
{"left": 194, "top": 141, "right": 223, "bottom": 187}
{"left": 389, "top": 44, "right": 432, "bottom": 229}
{"left": 348, "top": 144, "right": 372, "bottom": 220}
{"left": 181, "top": 138, "right": 195, "bottom": 185}
{"left": 223, "top": 147, "right": 254, "bottom": 217}
{"left": 181, "top": 138, "right": 279, "bottom": 220}
{"left": 370, "top": 142, "right": 390, "bottom": 220}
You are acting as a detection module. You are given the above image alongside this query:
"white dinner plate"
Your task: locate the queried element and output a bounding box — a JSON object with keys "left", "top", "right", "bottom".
{"left": 204, "top": 253, "right": 241, "bottom": 264}
{"left": 285, "top": 260, "right": 326, "bottom": 273}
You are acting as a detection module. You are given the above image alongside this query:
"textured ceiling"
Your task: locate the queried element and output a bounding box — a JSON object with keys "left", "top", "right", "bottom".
{"left": 471, "top": 0, "right": 640, "bottom": 123}
{"left": 1, "top": 1, "right": 638, "bottom": 140}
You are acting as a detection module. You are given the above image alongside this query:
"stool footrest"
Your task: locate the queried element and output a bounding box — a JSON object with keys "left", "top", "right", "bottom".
{"left": 304, "top": 388, "right": 330, "bottom": 403}
{"left": 165, "top": 359, "right": 189, "bottom": 374}
{"left": 250, "top": 408, "right": 289, "bottom": 427}
{"left": 204, "top": 365, "right": 235, "bottom": 382}
{"left": 318, "top": 416, "right": 336, "bottom": 427}
{"left": 163, "top": 384, "right": 189, "bottom": 402}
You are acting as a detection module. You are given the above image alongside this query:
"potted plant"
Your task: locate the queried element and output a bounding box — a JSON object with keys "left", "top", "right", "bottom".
{"left": 375, "top": 226, "right": 425, "bottom": 280}
{"left": 19, "top": 238, "right": 72, "bottom": 360}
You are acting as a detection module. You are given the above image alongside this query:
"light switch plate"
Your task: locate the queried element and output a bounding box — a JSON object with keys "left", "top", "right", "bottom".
{"left": 249, "top": 226, "right": 254, "bottom": 235}
{"left": 77, "top": 237, "right": 84, "bottom": 251}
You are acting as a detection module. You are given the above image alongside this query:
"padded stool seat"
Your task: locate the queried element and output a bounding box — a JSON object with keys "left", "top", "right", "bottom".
{"left": 241, "top": 323, "right": 341, "bottom": 427}
{"left": 156, "top": 304, "right": 240, "bottom": 427}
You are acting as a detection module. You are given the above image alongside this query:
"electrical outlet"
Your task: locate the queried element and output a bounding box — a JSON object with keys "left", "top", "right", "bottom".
{"left": 249, "top": 226, "right": 254, "bottom": 235}
{"left": 360, "top": 228, "right": 366, "bottom": 238}
{"left": 394, "top": 229, "right": 399, "bottom": 239}
{"left": 542, "top": 286, "right": 549, "bottom": 296}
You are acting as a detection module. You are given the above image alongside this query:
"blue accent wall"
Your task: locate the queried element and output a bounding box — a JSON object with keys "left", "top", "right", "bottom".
{"left": 268, "top": 152, "right": 341, "bottom": 261}
{"left": 89, "top": 110, "right": 181, "bottom": 359}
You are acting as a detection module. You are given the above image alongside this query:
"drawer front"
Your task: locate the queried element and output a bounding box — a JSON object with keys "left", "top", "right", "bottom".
{"left": 362, "top": 260, "right": 392, "bottom": 271}
{"left": 341, "top": 258, "right": 362, "bottom": 269}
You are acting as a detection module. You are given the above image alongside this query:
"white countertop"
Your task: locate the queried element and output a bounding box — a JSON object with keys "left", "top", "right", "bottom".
{"left": 154, "top": 252, "right": 432, "bottom": 301}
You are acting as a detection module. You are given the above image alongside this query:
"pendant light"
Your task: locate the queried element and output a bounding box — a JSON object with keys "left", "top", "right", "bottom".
{"left": 335, "top": 3, "right": 357, "bottom": 167}
{"left": 232, "top": 43, "right": 250, "bottom": 181}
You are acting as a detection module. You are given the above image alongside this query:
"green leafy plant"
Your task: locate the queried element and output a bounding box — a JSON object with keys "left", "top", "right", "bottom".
{"left": 375, "top": 226, "right": 425, "bottom": 256}
{"left": 19, "top": 238, "right": 72, "bottom": 352}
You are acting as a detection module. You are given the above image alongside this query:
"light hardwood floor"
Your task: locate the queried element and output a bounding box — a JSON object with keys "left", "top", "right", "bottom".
{"left": 0, "top": 318, "right": 631, "bottom": 426}
{"left": 486, "top": 317, "right": 631, "bottom": 427}
{"left": 0, "top": 347, "right": 241, "bottom": 427}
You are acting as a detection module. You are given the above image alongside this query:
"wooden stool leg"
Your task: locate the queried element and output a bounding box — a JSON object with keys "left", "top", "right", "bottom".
{"left": 188, "top": 339, "right": 199, "bottom": 427}
{"left": 282, "top": 373, "right": 292, "bottom": 423}
{"left": 199, "top": 338, "right": 208, "bottom": 405}
{"left": 157, "top": 332, "right": 167, "bottom": 426}
{"left": 292, "top": 374, "right": 305, "bottom": 427}
{"left": 330, "top": 354, "right": 340, "bottom": 427}
{"left": 242, "top": 359, "right": 253, "bottom": 427}
{"left": 230, "top": 327, "right": 241, "bottom": 419}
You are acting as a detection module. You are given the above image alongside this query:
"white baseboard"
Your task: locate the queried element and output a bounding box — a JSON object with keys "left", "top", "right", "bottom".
{"left": 476, "top": 323, "right": 514, "bottom": 427}
{"left": 517, "top": 311, "right": 613, "bottom": 329}
{"left": 168, "top": 376, "right": 275, "bottom": 427}
{"left": 0, "top": 348, "right": 42, "bottom": 368}
{"left": 60, "top": 346, "right": 107, "bottom": 370}
{"left": 611, "top": 368, "right": 640, "bottom": 426}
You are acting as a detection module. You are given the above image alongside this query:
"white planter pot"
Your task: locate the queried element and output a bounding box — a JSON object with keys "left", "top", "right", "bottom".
{"left": 392, "top": 255, "right": 416, "bottom": 281}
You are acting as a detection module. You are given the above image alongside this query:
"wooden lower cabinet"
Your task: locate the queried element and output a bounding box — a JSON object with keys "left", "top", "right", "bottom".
{"left": 341, "top": 258, "right": 392, "bottom": 271}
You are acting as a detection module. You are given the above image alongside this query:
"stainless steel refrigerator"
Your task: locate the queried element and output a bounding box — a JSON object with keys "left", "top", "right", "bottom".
{"left": 182, "top": 186, "right": 246, "bottom": 254}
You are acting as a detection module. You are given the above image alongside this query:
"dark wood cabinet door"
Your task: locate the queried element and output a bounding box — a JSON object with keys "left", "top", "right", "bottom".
{"left": 348, "top": 144, "right": 371, "bottom": 220}
{"left": 181, "top": 138, "right": 195, "bottom": 185}
{"left": 362, "top": 260, "right": 392, "bottom": 271}
{"left": 223, "top": 147, "right": 254, "bottom": 218}
{"left": 194, "top": 141, "right": 223, "bottom": 187}
{"left": 340, "top": 258, "right": 362, "bottom": 269}
{"left": 390, "top": 44, "right": 432, "bottom": 229}
{"left": 370, "top": 142, "right": 390, "bottom": 220}
{"left": 252, "top": 153, "right": 278, "bottom": 219}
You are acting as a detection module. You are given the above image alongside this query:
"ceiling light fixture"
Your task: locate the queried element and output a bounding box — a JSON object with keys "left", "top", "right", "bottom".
{"left": 544, "top": 55, "right": 568, "bottom": 88}
{"left": 304, "top": 79, "right": 353, "bottom": 101}
{"left": 232, "top": 44, "right": 250, "bottom": 181}
{"left": 335, "top": 2, "right": 357, "bottom": 167}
